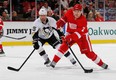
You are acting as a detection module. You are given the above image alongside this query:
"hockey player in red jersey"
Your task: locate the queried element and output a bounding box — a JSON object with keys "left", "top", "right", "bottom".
{"left": 0, "top": 18, "right": 5, "bottom": 57}
{"left": 50, "top": 4, "right": 108, "bottom": 69}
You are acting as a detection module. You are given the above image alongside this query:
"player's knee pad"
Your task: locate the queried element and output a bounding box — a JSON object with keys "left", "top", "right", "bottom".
{"left": 85, "top": 51, "right": 97, "bottom": 61}
{"left": 39, "top": 49, "right": 46, "bottom": 56}
{"left": 58, "top": 43, "right": 68, "bottom": 54}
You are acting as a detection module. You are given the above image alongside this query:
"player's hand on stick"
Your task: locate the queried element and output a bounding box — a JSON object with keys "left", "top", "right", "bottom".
{"left": 32, "top": 38, "right": 40, "bottom": 50}
{"left": 61, "top": 35, "right": 72, "bottom": 43}
{"left": 33, "top": 38, "right": 40, "bottom": 43}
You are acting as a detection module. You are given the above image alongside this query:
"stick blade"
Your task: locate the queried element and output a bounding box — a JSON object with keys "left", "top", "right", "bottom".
{"left": 84, "top": 69, "right": 93, "bottom": 73}
{"left": 7, "top": 66, "right": 19, "bottom": 71}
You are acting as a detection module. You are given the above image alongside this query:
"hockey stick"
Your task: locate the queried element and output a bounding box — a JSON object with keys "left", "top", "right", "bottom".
{"left": 3, "top": 35, "right": 26, "bottom": 40}
{"left": 7, "top": 49, "right": 35, "bottom": 71}
{"left": 66, "top": 42, "right": 93, "bottom": 73}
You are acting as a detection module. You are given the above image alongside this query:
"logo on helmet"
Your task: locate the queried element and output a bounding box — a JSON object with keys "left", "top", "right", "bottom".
{"left": 39, "top": 8, "right": 47, "bottom": 15}
{"left": 73, "top": 4, "right": 82, "bottom": 11}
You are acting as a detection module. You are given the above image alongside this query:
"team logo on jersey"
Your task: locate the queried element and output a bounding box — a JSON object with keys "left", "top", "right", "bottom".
{"left": 69, "top": 23, "right": 77, "bottom": 29}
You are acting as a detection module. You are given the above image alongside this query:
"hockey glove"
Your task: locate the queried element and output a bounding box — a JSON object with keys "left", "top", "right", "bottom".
{"left": 33, "top": 42, "right": 39, "bottom": 50}
{"left": 32, "top": 38, "right": 40, "bottom": 50}
{"left": 65, "top": 35, "right": 72, "bottom": 43}
{"left": 61, "top": 35, "right": 72, "bottom": 43}
{"left": 62, "top": 32, "right": 81, "bottom": 43}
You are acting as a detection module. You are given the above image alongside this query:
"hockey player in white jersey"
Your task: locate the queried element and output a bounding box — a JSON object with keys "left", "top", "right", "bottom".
{"left": 32, "top": 8, "right": 76, "bottom": 67}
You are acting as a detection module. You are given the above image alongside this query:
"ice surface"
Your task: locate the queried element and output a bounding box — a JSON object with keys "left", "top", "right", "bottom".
{"left": 0, "top": 44, "right": 116, "bottom": 80}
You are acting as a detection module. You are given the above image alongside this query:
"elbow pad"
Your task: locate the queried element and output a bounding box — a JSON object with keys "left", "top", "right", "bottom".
{"left": 56, "top": 16, "right": 67, "bottom": 29}
{"left": 56, "top": 19, "right": 65, "bottom": 29}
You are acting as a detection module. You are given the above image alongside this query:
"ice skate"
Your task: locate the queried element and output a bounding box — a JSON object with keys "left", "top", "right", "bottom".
{"left": 44, "top": 58, "right": 51, "bottom": 67}
{"left": 50, "top": 61, "right": 56, "bottom": 68}
{"left": 101, "top": 63, "right": 108, "bottom": 69}
{"left": 70, "top": 58, "right": 77, "bottom": 66}
{"left": 0, "top": 49, "right": 5, "bottom": 57}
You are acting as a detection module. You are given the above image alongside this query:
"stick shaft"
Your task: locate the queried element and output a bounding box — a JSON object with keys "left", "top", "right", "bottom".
{"left": 8, "top": 49, "right": 35, "bottom": 71}
{"left": 18, "top": 49, "right": 35, "bottom": 70}
{"left": 66, "top": 42, "right": 93, "bottom": 73}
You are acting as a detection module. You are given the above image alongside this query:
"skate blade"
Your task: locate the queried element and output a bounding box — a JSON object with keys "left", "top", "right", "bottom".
{"left": 0, "top": 54, "right": 5, "bottom": 57}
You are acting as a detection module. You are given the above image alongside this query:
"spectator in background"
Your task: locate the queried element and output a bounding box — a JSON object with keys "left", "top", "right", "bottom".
{"left": 21, "top": 0, "right": 35, "bottom": 20}
{"left": 47, "top": 10, "right": 53, "bottom": 17}
{"left": 36, "top": 3, "right": 41, "bottom": 18}
{"left": 61, "top": 0, "right": 69, "bottom": 9}
{"left": 1, "top": 11, "right": 10, "bottom": 21}
{"left": 52, "top": 10, "right": 59, "bottom": 21}
{"left": 12, "top": 11, "right": 19, "bottom": 21}
{"left": 31, "top": 7, "right": 36, "bottom": 20}
{"left": 88, "top": 2, "right": 95, "bottom": 13}
{"left": 12, "top": 0, "right": 21, "bottom": 13}
{"left": 47, "top": 0, "right": 58, "bottom": 10}
{"left": 95, "top": 11, "right": 104, "bottom": 21}
{"left": 42, "top": 1, "right": 51, "bottom": 11}
{"left": 83, "top": 3, "right": 89, "bottom": 18}
{"left": 69, "top": 0, "right": 80, "bottom": 7}
{"left": 0, "top": 0, "right": 10, "bottom": 16}
{"left": 87, "top": 11, "right": 95, "bottom": 21}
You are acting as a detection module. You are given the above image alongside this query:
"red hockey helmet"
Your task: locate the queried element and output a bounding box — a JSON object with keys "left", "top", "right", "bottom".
{"left": 73, "top": 4, "right": 82, "bottom": 11}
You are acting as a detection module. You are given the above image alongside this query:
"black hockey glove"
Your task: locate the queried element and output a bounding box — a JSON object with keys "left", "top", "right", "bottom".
{"left": 57, "top": 29, "right": 64, "bottom": 37}
{"left": 33, "top": 38, "right": 40, "bottom": 50}
{"left": 33, "top": 42, "right": 39, "bottom": 50}
{"left": 32, "top": 31, "right": 40, "bottom": 50}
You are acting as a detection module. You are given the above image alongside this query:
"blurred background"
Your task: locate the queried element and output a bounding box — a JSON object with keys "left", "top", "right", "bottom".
{"left": 0, "top": 0, "right": 116, "bottom": 21}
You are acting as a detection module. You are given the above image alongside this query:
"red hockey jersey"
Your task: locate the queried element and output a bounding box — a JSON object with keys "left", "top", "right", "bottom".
{"left": 62, "top": 9, "right": 88, "bottom": 35}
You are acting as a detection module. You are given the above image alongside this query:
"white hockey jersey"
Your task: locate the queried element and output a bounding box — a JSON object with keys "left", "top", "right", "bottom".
{"left": 33, "top": 17, "right": 57, "bottom": 39}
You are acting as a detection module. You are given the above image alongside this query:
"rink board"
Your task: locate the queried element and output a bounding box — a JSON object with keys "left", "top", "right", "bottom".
{"left": 1, "top": 22, "right": 116, "bottom": 46}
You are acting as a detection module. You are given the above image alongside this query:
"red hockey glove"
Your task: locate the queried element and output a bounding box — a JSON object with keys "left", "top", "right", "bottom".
{"left": 63, "top": 32, "right": 81, "bottom": 43}
{"left": 65, "top": 34, "right": 72, "bottom": 43}
{"left": 61, "top": 35, "right": 72, "bottom": 43}
{"left": 61, "top": 36, "right": 66, "bottom": 42}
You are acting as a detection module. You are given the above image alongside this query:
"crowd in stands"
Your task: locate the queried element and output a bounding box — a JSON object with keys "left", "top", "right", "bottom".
{"left": 0, "top": 0, "right": 116, "bottom": 21}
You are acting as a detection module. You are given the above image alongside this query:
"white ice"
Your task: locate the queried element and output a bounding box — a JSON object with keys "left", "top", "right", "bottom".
{"left": 0, "top": 44, "right": 116, "bottom": 80}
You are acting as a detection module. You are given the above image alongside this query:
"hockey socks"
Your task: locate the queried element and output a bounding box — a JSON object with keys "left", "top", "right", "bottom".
{"left": 38, "top": 49, "right": 51, "bottom": 66}
{"left": 64, "top": 51, "right": 76, "bottom": 65}
{"left": 85, "top": 52, "right": 108, "bottom": 69}
{"left": 50, "top": 51, "right": 63, "bottom": 68}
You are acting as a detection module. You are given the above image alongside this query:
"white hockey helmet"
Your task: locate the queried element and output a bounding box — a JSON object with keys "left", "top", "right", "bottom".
{"left": 39, "top": 8, "right": 47, "bottom": 15}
